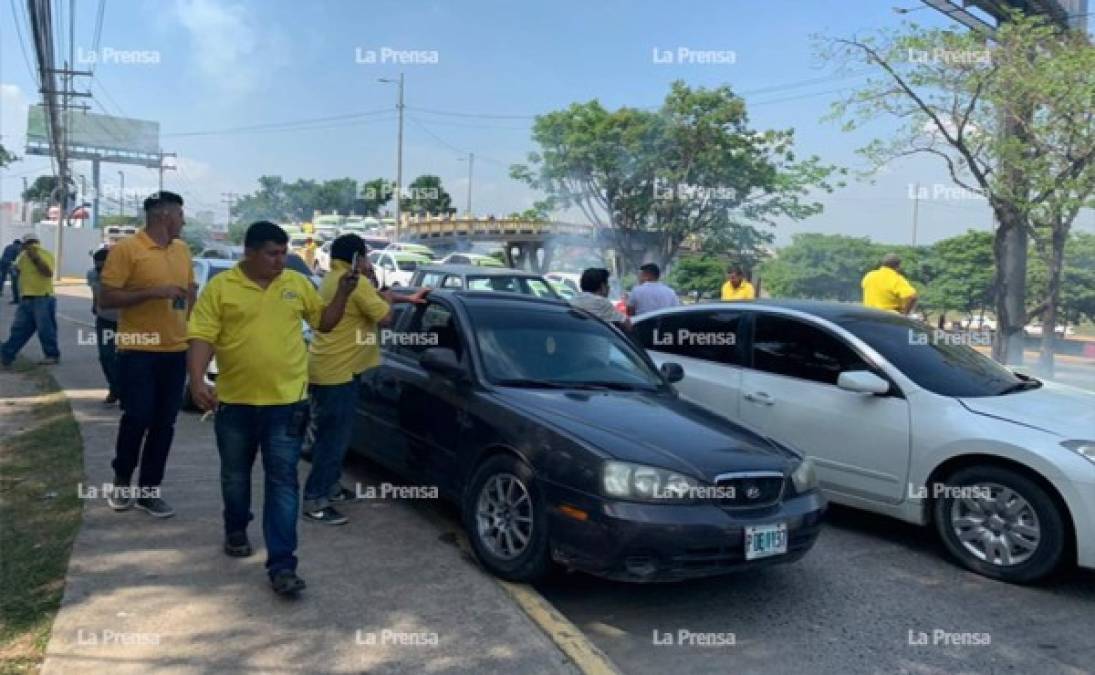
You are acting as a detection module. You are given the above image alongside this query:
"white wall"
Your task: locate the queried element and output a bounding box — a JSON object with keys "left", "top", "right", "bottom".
{"left": 0, "top": 222, "right": 101, "bottom": 278}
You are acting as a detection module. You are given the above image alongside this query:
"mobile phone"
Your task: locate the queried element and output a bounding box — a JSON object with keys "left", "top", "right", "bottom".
{"left": 350, "top": 251, "right": 361, "bottom": 276}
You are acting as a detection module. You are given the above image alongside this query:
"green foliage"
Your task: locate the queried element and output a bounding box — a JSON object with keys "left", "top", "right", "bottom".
{"left": 400, "top": 175, "right": 454, "bottom": 216}
{"left": 360, "top": 178, "right": 394, "bottom": 215}
{"left": 0, "top": 143, "right": 17, "bottom": 167}
{"left": 668, "top": 256, "right": 727, "bottom": 297}
{"left": 917, "top": 230, "right": 995, "bottom": 318}
{"left": 760, "top": 233, "right": 888, "bottom": 301}
{"left": 21, "top": 176, "right": 60, "bottom": 204}
{"left": 1029, "top": 232, "right": 1095, "bottom": 325}
{"left": 511, "top": 82, "right": 844, "bottom": 271}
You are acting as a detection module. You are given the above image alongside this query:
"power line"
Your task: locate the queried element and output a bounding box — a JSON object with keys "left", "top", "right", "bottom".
{"left": 8, "top": 0, "right": 39, "bottom": 85}
{"left": 162, "top": 108, "right": 393, "bottom": 138}
{"left": 89, "top": 0, "right": 105, "bottom": 76}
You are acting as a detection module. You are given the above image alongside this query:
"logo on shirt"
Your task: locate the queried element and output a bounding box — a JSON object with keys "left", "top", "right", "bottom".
{"left": 281, "top": 290, "right": 299, "bottom": 301}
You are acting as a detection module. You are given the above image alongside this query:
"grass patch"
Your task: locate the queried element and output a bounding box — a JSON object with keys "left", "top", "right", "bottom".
{"left": 0, "top": 361, "right": 84, "bottom": 674}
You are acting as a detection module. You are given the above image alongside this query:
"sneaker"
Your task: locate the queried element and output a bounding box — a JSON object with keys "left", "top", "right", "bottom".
{"left": 270, "top": 570, "right": 306, "bottom": 596}
{"left": 328, "top": 486, "right": 357, "bottom": 503}
{"left": 134, "top": 496, "right": 175, "bottom": 518}
{"left": 107, "top": 482, "right": 134, "bottom": 511}
{"left": 37, "top": 357, "right": 59, "bottom": 365}
{"left": 302, "top": 505, "right": 348, "bottom": 525}
{"left": 224, "top": 531, "right": 252, "bottom": 557}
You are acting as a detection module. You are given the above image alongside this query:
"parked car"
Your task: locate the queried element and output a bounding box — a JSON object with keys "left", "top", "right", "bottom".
{"left": 368, "top": 250, "right": 431, "bottom": 287}
{"left": 351, "top": 291, "right": 826, "bottom": 582}
{"left": 545, "top": 272, "right": 581, "bottom": 294}
{"left": 633, "top": 300, "right": 1095, "bottom": 583}
{"left": 385, "top": 242, "right": 439, "bottom": 259}
{"left": 409, "top": 264, "right": 560, "bottom": 299}
{"left": 197, "top": 245, "right": 243, "bottom": 260}
{"left": 439, "top": 252, "right": 506, "bottom": 268}
{"left": 314, "top": 240, "right": 332, "bottom": 273}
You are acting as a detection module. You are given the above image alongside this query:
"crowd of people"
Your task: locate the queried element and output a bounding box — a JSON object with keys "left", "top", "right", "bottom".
{"left": 0, "top": 188, "right": 921, "bottom": 596}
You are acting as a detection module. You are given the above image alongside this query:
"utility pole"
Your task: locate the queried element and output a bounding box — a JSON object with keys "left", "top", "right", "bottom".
{"left": 21, "top": 177, "right": 28, "bottom": 223}
{"left": 157, "top": 151, "right": 177, "bottom": 192}
{"left": 118, "top": 171, "right": 125, "bottom": 217}
{"left": 221, "top": 192, "right": 240, "bottom": 226}
{"left": 379, "top": 73, "right": 405, "bottom": 241}
{"left": 462, "top": 152, "right": 474, "bottom": 216}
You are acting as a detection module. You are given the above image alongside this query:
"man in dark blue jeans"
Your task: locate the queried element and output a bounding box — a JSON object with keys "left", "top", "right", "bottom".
{"left": 187, "top": 221, "right": 356, "bottom": 596}
{"left": 1, "top": 235, "right": 59, "bottom": 366}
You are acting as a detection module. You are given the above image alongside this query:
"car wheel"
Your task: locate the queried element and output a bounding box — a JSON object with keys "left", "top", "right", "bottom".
{"left": 932, "top": 465, "right": 1067, "bottom": 583}
{"left": 463, "top": 454, "right": 551, "bottom": 582}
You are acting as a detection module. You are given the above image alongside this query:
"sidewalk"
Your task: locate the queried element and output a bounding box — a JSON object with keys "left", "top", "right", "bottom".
{"left": 7, "top": 287, "right": 580, "bottom": 674}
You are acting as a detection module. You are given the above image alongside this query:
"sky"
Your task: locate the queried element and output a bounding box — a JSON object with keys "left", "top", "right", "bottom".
{"left": 2, "top": 0, "right": 1093, "bottom": 246}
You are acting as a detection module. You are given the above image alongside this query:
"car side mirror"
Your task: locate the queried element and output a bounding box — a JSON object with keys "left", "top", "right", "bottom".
{"left": 420, "top": 347, "right": 466, "bottom": 380}
{"left": 660, "top": 362, "right": 684, "bottom": 383}
{"left": 837, "top": 370, "right": 890, "bottom": 395}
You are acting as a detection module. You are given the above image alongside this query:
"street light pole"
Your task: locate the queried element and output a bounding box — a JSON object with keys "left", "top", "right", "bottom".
{"left": 379, "top": 73, "right": 405, "bottom": 242}
{"left": 465, "top": 152, "right": 474, "bottom": 216}
{"left": 118, "top": 170, "right": 125, "bottom": 217}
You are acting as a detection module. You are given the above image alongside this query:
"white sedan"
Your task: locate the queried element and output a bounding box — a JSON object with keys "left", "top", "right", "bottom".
{"left": 634, "top": 300, "right": 1095, "bottom": 583}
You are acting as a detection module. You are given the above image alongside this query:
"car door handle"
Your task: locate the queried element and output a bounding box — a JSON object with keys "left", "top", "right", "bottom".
{"left": 744, "top": 391, "right": 775, "bottom": 406}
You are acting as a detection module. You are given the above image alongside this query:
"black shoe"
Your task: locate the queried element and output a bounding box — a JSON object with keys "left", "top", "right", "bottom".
{"left": 224, "top": 531, "right": 252, "bottom": 557}
{"left": 328, "top": 486, "right": 357, "bottom": 503}
{"left": 270, "top": 570, "right": 306, "bottom": 596}
{"left": 302, "top": 505, "right": 348, "bottom": 525}
{"left": 134, "top": 496, "right": 175, "bottom": 518}
{"left": 107, "top": 481, "right": 133, "bottom": 511}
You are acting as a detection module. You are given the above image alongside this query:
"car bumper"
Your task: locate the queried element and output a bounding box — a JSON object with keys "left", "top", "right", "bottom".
{"left": 542, "top": 482, "right": 827, "bottom": 582}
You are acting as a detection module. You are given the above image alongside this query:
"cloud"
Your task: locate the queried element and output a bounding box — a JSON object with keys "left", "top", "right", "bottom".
{"left": 173, "top": 0, "right": 286, "bottom": 96}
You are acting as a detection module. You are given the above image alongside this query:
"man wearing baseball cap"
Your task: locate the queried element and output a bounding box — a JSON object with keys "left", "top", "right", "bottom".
{"left": 1, "top": 234, "right": 60, "bottom": 366}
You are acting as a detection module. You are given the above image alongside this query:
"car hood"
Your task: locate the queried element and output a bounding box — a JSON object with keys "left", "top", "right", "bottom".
{"left": 959, "top": 380, "right": 1095, "bottom": 438}
{"left": 499, "top": 388, "right": 797, "bottom": 480}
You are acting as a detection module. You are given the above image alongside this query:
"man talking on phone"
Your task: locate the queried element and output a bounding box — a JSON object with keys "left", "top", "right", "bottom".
{"left": 187, "top": 221, "right": 357, "bottom": 596}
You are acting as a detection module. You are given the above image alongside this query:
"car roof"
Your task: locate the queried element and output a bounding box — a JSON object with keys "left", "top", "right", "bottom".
{"left": 195, "top": 257, "right": 236, "bottom": 267}
{"left": 415, "top": 264, "right": 543, "bottom": 277}
{"left": 414, "top": 288, "right": 569, "bottom": 310}
{"left": 379, "top": 250, "right": 430, "bottom": 261}
{"left": 641, "top": 298, "right": 901, "bottom": 324}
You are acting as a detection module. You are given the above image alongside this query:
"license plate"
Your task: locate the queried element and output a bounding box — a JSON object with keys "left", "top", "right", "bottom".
{"left": 744, "top": 523, "right": 788, "bottom": 560}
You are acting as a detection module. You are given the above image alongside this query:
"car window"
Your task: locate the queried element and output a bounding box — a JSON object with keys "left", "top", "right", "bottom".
{"left": 396, "top": 259, "right": 420, "bottom": 271}
{"left": 417, "top": 271, "right": 446, "bottom": 288}
{"left": 442, "top": 275, "right": 465, "bottom": 288}
{"left": 640, "top": 310, "right": 743, "bottom": 366}
{"left": 751, "top": 314, "right": 867, "bottom": 385}
{"left": 450, "top": 255, "right": 467, "bottom": 264}
{"left": 836, "top": 314, "right": 1021, "bottom": 397}
{"left": 523, "top": 278, "right": 558, "bottom": 298}
{"left": 400, "top": 302, "right": 463, "bottom": 360}
{"left": 468, "top": 276, "right": 520, "bottom": 293}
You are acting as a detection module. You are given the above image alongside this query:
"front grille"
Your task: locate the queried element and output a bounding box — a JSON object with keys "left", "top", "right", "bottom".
{"left": 713, "top": 471, "right": 785, "bottom": 509}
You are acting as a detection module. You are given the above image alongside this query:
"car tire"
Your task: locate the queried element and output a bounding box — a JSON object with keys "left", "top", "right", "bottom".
{"left": 932, "top": 465, "right": 1067, "bottom": 584}
{"left": 463, "top": 454, "right": 551, "bottom": 583}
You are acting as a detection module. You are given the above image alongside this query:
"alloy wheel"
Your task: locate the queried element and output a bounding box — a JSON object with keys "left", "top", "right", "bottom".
{"left": 949, "top": 482, "right": 1041, "bottom": 567}
{"left": 475, "top": 473, "right": 533, "bottom": 561}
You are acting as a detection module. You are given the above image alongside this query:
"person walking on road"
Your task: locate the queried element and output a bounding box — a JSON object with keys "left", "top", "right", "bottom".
{"left": 862, "top": 253, "right": 918, "bottom": 315}
{"left": 99, "top": 191, "right": 195, "bottom": 518}
{"left": 187, "top": 221, "right": 358, "bottom": 596}
{"left": 721, "top": 265, "right": 755, "bottom": 301}
{"left": 302, "top": 234, "right": 428, "bottom": 526}
{"left": 87, "top": 247, "right": 121, "bottom": 405}
{"left": 0, "top": 234, "right": 59, "bottom": 366}
{"left": 626, "top": 263, "right": 680, "bottom": 317}
{"left": 0, "top": 239, "right": 21, "bottom": 303}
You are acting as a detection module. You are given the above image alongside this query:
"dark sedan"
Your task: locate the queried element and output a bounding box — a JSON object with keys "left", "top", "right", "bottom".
{"left": 351, "top": 291, "right": 826, "bottom": 582}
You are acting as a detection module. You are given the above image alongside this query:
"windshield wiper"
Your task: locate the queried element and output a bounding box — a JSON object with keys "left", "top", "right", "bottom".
{"left": 493, "top": 378, "right": 573, "bottom": 389}
{"left": 493, "top": 379, "right": 651, "bottom": 391}
{"left": 998, "top": 378, "right": 1043, "bottom": 395}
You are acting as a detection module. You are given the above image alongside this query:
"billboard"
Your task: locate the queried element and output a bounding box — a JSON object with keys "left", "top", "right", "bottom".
{"left": 26, "top": 105, "right": 159, "bottom": 156}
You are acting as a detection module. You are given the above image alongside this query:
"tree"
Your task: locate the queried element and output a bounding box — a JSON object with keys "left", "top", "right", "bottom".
{"left": 667, "top": 256, "right": 726, "bottom": 298}
{"left": 22, "top": 175, "right": 60, "bottom": 204}
{"left": 823, "top": 14, "right": 1095, "bottom": 367}
{"left": 918, "top": 230, "right": 995, "bottom": 326}
{"left": 400, "top": 175, "right": 454, "bottom": 216}
{"left": 0, "top": 143, "right": 17, "bottom": 167}
{"left": 1028, "top": 232, "right": 1095, "bottom": 329}
{"left": 760, "top": 233, "right": 886, "bottom": 301}
{"left": 511, "top": 82, "right": 843, "bottom": 273}
{"left": 360, "top": 178, "right": 394, "bottom": 216}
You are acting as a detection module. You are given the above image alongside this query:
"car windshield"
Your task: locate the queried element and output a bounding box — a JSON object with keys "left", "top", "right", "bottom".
{"left": 468, "top": 305, "right": 663, "bottom": 390}
{"left": 836, "top": 313, "right": 1027, "bottom": 398}
{"left": 466, "top": 276, "right": 559, "bottom": 298}
{"left": 396, "top": 259, "right": 420, "bottom": 271}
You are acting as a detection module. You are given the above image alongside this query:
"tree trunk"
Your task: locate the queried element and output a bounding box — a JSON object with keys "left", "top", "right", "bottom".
{"left": 991, "top": 207, "right": 1028, "bottom": 365}
{"left": 1038, "top": 224, "right": 1067, "bottom": 378}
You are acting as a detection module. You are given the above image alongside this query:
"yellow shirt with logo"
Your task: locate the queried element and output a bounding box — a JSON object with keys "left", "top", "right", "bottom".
{"left": 100, "top": 231, "right": 194, "bottom": 352}
{"left": 14, "top": 246, "right": 55, "bottom": 296}
{"left": 721, "top": 280, "right": 755, "bottom": 301}
{"left": 309, "top": 261, "right": 390, "bottom": 385}
{"left": 188, "top": 265, "right": 324, "bottom": 405}
{"left": 862, "top": 266, "right": 917, "bottom": 312}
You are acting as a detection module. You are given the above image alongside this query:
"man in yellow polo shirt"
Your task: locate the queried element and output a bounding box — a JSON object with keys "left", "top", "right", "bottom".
{"left": 99, "top": 191, "right": 194, "bottom": 518}
{"left": 1, "top": 234, "right": 60, "bottom": 366}
{"left": 721, "top": 265, "right": 755, "bottom": 301}
{"left": 862, "top": 253, "right": 918, "bottom": 314}
{"left": 187, "top": 221, "right": 357, "bottom": 596}
{"left": 301, "top": 234, "right": 428, "bottom": 525}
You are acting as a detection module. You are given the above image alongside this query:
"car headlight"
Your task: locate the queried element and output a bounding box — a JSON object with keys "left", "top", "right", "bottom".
{"left": 1061, "top": 440, "right": 1095, "bottom": 464}
{"left": 602, "top": 461, "right": 702, "bottom": 503}
{"left": 791, "top": 457, "right": 818, "bottom": 494}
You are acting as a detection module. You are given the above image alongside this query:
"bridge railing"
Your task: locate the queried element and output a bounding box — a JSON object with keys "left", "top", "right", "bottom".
{"left": 400, "top": 214, "right": 597, "bottom": 239}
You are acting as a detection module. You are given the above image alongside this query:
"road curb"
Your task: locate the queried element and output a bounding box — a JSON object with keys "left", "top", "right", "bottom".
{"left": 496, "top": 579, "right": 623, "bottom": 675}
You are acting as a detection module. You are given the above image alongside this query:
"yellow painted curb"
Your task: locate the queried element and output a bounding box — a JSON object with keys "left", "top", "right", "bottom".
{"left": 497, "top": 579, "right": 623, "bottom": 675}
